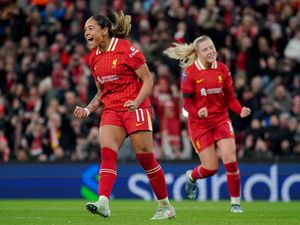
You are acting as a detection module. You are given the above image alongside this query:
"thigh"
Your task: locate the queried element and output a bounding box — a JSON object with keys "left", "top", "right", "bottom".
{"left": 100, "top": 125, "right": 126, "bottom": 152}
{"left": 190, "top": 128, "right": 214, "bottom": 153}
{"left": 198, "top": 144, "right": 219, "bottom": 170}
{"left": 100, "top": 110, "right": 127, "bottom": 152}
{"left": 216, "top": 138, "right": 237, "bottom": 164}
{"left": 130, "top": 131, "right": 153, "bottom": 154}
{"left": 213, "top": 120, "right": 235, "bottom": 141}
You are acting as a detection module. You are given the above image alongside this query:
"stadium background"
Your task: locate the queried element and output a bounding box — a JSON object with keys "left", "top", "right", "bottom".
{"left": 0, "top": 0, "right": 300, "bottom": 201}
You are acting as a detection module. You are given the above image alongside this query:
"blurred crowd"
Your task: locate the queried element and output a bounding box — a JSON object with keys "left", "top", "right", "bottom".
{"left": 0, "top": 0, "right": 299, "bottom": 162}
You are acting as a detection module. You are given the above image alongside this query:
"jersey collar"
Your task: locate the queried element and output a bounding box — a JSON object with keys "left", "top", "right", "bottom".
{"left": 195, "top": 58, "right": 217, "bottom": 70}
{"left": 95, "top": 37, "right": 119, "bottom": 55}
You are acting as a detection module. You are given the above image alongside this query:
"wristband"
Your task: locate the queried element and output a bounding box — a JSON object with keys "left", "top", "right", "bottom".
{"left": 84, "top": 107, "right": 91, "bottom": 116}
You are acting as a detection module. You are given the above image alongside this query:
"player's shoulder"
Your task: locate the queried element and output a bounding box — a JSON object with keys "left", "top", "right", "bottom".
{"left": 216, "top": 61, "right": 229, "bottom": 70}
{"left": 117, "top": 39, "right": 143, "bottom": 59}
{"left": 186, "top": 63, "right": 197, "bottom": 72}
{"left": 115, "top": 38, "right": 132, "bottom": 51}
{"left": 184, "top": 63, "right": 197, "bottom": 75}
{"left": 216, "top": 61, "right": 230, "bottom": 75}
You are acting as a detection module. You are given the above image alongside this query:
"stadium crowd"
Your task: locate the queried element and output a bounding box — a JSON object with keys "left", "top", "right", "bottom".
{"left": 0, "top": 0, "right": 299, "bottom": 162}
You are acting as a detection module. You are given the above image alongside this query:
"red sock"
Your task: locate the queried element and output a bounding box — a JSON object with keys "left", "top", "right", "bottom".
{"left": 136, "top": 153, "right": 168, "bottom": 200}
{"left": 224, "top": 161, "right": 240, "bottom": 197}
{"left": 191, "top": 165, "right": 217, "bottom": 180}
{"left": 98, "top": 147, "right": 118, "bottom": 198}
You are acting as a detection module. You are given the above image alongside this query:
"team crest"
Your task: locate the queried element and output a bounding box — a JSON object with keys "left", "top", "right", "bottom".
{"left": 112, "top": 59, "right": 118, "bottom": 68}
{"left": 218, "top": 75, "right": 223, "bottom": 83}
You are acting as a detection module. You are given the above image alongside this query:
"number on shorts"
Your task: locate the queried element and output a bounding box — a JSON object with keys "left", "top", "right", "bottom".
{"left": 135, "top": 109, "right": 144, "bottom": 122}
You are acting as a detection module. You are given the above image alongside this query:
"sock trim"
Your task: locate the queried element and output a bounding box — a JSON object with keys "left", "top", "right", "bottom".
{"left": 100, "top": 168, "right": 117, "bottom": 175}
{"left": 145, "top": 165, "right": 161, "bottom": 174}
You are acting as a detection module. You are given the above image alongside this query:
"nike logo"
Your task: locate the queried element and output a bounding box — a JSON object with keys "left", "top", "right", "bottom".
{"left": 196, "top": 79, "right": 204, "bottom": 83}
{"left": 136, "top": 122, "right": 144, "bottom": 127}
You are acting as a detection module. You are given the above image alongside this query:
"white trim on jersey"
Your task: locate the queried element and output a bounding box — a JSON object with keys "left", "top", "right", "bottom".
{"left": 111, "top": 38, "right": 118, "bottom": 51}
{"left": 107, "top": 37, "right": 119, "bottom": 52}
{"left": 195, "top": 59, "right": 217, "bottom": 70}
{"left": 96, "top": 47, "right": 101, "bottom": 55}
{"left": 212, "top": 61, "right": 217, "bottom": 69}
{"left": 95, "top": 38, "right": 119, "bottom": 55}
{"left": 107, "top": 37, "right": 115, "bottom": 51}
{"left": 195, "top": 59, "right": 202, "bottom": 70}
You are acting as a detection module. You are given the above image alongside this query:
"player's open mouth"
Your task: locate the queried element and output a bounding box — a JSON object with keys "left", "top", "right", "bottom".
{"left": 87, "top": 38, "right": 94, "bottom": 43}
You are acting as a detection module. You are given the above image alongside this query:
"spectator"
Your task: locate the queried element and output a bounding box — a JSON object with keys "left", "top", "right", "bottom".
{"left": 284, "top": 28, "right": 300, "bottom": 60}
{"left": 0, "top": 0, "right": 299, "bottom": 162}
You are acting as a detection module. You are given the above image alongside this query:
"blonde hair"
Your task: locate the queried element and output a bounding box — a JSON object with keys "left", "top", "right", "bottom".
{"left": 109, "top": 11, "right": 131, "bottom": 39}
{"left": 163, "top": 35, "right": 212, "bottom": 68}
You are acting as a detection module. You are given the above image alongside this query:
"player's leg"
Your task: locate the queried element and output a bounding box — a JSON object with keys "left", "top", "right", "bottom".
{"left": 185, "top": 130, "right": 218, "bottom": 199}
{"left": 185, "top": 144, "right": 218, "bottom": 199}
{"left": 130, "top": 131, "right": 175, "bottom": 220}
{"left": 217, "top": 137, "right": 243, "bottom": 213}
{"left": 86, "top": 110, "right": 126, "bottom": 218}
{"left": 124, "top": 108, "right": 175, "bottom": 219}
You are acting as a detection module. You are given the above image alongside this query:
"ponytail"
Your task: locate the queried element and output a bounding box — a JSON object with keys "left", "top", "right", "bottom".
{"left": 163, "top": 43, "right": 196, "bottom": 68}
{"left": 108, "top": 11, "right": 131, "bottom": 39}
{"left": 92, "top": 10, "right": 131, "bottom": 39}
{"left": 163, "top": 35, "right": 212, "bottom": 68}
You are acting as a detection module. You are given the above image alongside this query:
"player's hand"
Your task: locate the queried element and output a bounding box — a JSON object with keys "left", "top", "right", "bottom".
{"left": 198, "top": 107, "right": 208, "bottom": 118}
{"left": 124, "top": 100, "right": 138, "bottom": 112}
{"left": 240, "top": 107, "right": 251, "bottom": 118}
{"left": 73, "top": 106, "right": 90, "bottom": 118}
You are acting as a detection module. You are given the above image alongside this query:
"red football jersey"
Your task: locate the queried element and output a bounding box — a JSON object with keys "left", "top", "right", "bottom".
{"left": 181, "top": 60, "right": 239, "bottom": 120}
{"left": 88, "top": 37, "right": 151, "bottom": 111}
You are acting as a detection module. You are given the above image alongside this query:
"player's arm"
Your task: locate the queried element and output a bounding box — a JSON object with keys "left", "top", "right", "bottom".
{"left": 73, "top": 82, "right": 103, "bottom": 118}
{"left": 86, "top": 81, "right": 103, "bottom": 113}
{"left": 123, "top": 63, "right": 153, "bottom": 111}
{"left": 223, "top": 68, "right": 251, "bottom": 118}
{"left": 181, "top": 70, "right": 199, "bottom": 116}
{"left": 182, "top": 92, "right": 198, "bottom": 115}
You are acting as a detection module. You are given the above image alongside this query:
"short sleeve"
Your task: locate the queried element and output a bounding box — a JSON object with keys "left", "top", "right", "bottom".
{"left": 221, "top": 63, "right": 232, "bottom": 88}
{"left": 180, "top": 69, "right": 194, "bottom": 94}
{"left": 88, "top": 52, "right": 94, "bottom": 73}
{"left": 124, "top": 41, "right": 146, "bottom": 71}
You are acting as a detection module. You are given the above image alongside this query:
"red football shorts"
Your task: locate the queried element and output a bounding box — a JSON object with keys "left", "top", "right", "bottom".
{"left": 100, "top": 108, "right": 153, "bottom": 135}
{"left": 188, "top": 119, "right": 235, "bottom": 153}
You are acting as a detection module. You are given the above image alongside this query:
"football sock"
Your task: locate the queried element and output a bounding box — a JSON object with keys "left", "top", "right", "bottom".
{"left": 136, "top": 152, "right": 168, "bottom": 200}
{"left": 157, "top": 197, "right": 171, "bottom": 208}
{"left": 224, "top": 161, "right": 241, "bottom": 199}
{"left": 98, "top": 147, "right": 118, "bottom": 198}
{"left": 231, "top": 197, "right": 241, "bottom": 205}
{"left": 98, "top": 195, "right": 109, "bottom": 206}
{"left": 191, "top": 165, "right": 217, "bottom": 180}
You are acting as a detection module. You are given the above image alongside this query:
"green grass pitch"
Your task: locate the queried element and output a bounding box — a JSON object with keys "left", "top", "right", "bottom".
{"left": 0, "top": 200, "right": 299, "bottom": 225}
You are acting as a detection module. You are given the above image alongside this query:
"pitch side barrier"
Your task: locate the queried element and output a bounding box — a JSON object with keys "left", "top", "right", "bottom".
{"left": 0, "top": 162, "right": 299, "bottom": 201}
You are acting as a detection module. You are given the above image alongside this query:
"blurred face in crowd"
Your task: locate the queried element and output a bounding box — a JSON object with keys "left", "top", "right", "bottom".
{"left": 84, "top": 17, "right": 108, "bottom": 50}
{"left": 196, "top": 38, "right": 217, "bottom": 67}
